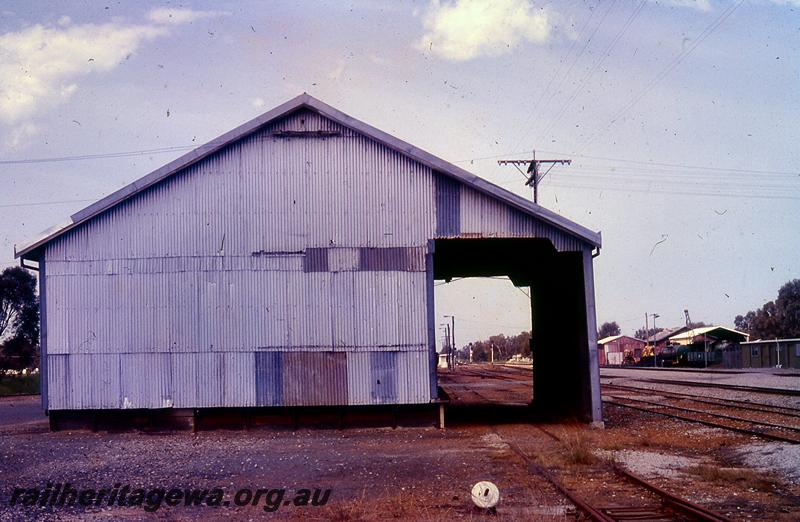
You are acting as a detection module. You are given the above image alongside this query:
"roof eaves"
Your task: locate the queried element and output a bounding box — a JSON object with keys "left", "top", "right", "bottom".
{"left": 742, "top": 338, "right": 800, "bottom": 344}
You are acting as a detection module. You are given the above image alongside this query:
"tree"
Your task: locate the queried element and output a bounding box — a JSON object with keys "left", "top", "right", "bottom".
{"left": 0, "top": 267, "right": 39, "bottom": 371}
{"left": 466, "top": 331, "right": 532, "bottom": 362}
{"left": 597, "top": 321, "right": 621, "bottom": 339}
{"left": 735, "top": 279, "right": 800, "bottom": 339}
{"left": 634, "top": 327, "right": 663, "bottom": 341}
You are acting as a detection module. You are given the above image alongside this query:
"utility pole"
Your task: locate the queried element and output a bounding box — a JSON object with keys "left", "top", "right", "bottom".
{"left": 445, "top": 324, "right": 452, "bottom": 369}
{"left": 651, "top": 313, "right": 660, "bottom": 367}
{"left": 644, "top": 312, "right": 650, "bottom": 359}
{"left": 439, "top": 324, "right": 450, "bottom": 369}
{"left": 498, "top": 150, "right": 571, "bottom": 204}
{"left": 444, "top": 315, "right": 456, "bottom": 369}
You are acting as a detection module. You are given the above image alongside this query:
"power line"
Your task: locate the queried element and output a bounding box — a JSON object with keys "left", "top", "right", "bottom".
{"left": 565, "top": 162, "right": 797, "bottom": 178}
{"left": 1, "top": 162, "right": 795, "bottom": 213}
{"left": 541, "top": 178, "right": 800, "bottom": 200}
{"left": 508, "top": 3, "right": 600, "bottom": 151}
{"left": 573, "top": 0, "right": 745, "bottom": 154}
{"left": 534, "top": 0, "right": 647, "bottom": 146}
{"left": 456, "top": 149, "right": 798, "bottom": 177}
{"left": 0, "top": 145, "right": 195, "bottom": 166}
{"left": 498, "top": 150, "right": 572, "bottom": 203}
{"left": 0, "top": 138, "right": 792, "bottom": 179}
{"left": 513, "top": 0, "right": 619, "bottom": 152}
{"left": 514, "top": 0, "right": 616, "bottom": 148}
{"left": 491, "top": 165, "right": 799, "bottom": 199}
{"left": 0, "top": 199, "right": 95, "bottom": 209}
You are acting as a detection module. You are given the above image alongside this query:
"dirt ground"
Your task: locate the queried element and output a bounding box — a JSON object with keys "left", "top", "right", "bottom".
{"left": 1, "top": 366, "right": 799, "bottom": 520}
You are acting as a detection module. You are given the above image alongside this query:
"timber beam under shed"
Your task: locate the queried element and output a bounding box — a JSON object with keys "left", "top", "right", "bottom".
{"left": 432, "top": 237, "right": 555, "bottom": 287}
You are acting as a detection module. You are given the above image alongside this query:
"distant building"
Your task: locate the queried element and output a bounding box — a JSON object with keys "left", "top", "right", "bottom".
{"left": 646, "top": 326, "right": 690, "bottom": 354}
{"left": 598, "top": 335, "right": 645, "bottom": 365}
{"left": 740, "top": 339, "right": 800, "bottom": 369}
{"left": 668, "top": 326, "right": 749, "bottom": 366}
{"left": 437, "top": 352, "right": 450, "bottom": 369}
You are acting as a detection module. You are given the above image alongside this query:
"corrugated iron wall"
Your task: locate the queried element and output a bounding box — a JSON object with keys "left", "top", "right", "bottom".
{"left": 42, "top": 107, "right": 589, "bottom": 410}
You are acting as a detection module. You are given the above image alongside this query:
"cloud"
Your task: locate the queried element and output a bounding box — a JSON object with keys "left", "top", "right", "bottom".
{"left": 0, "top": 9, "right": 226, "bottom": 128}
{"left": 0, "top": 19, "right": 166, "bottom": 124}
{"left": 417, "top": 0, "right": 552, "bottom": 61}
{"left": 252, "top": 97, "right": 265, "bottom": 108}
{"left": 147, "top": 7, "right": 224, "bottom": 25}
{"left": 647, "top": 0, "right": 713, "bottom": 10}
{"left": 6, "top": 122, "right": 38, "bottom": 149}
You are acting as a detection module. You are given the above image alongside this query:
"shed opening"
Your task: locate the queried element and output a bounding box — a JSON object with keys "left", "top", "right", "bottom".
{"left": 432, "top": 238, "right": 600, "bottom": 423}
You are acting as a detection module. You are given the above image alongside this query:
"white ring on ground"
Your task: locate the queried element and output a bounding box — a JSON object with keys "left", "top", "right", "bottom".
{"left": 470, "top": 481, "right": 500, "bottom": 509}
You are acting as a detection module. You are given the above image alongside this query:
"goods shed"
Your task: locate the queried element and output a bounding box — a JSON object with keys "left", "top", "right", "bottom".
{"left": 15, "top": 94, "right": 603, "bottom": 424}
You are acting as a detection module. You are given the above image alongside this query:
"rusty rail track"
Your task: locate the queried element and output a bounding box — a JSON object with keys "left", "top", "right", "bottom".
{"left": 455, "top": 367, "right": 531, "bottom": 383}
{"left": 531, "top": 426, "right": 734, "bottom": 522}
{"left": 602, "top": 382, "right": 800, "bottom": 418}
{"left": 605, "top": 396, "right": 800, "bottom": 444}
{"left": 500, "top": 436, "right": 614, "bottom": 522}
{"left": 604, "top": 393, "right": 800, "bottom": 433}
{"left": 635, "top": 378, "right": 800, "bottom": 397}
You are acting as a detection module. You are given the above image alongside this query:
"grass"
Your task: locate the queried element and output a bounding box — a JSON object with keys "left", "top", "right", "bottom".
{"left": 317, "top": 489, "right": 457, "bottom": 521}
{"left": 560, "top": 431, "right": 597, "bottom": 465}
{"left": 0, "top": 373, "right": 40, "bottom": 396}
{"left": 687, "top": 464, "right": 776, "bottom": 492}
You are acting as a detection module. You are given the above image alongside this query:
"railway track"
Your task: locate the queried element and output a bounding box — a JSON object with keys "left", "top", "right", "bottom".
{"left": 604, "top": 395, "right": 800, "bottom": 444}
{"left": 633, "top": 378, "right": 800, "bottom": 397}
{"left": 494, "top": 426, "right": 733, "bottom": 522}
{"left": 455, "top": 366, "right": 532, "bottom": 383}
{"left": 602, "top": 382, "right": 800, "bottom": 418}
{"left": 454, "top": 365, "right": 800, "bottom": 443}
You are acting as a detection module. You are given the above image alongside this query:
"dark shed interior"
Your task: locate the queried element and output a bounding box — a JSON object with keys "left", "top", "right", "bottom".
{"left": 432, "top": 238, "right": 599, "bottom": 422}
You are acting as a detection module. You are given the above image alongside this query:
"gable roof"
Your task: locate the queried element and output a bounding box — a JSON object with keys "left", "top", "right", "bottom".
{"left": 646, "top": 326, "right": 689, "bottom": 343}
{"left": 669, "top": 326, "right": 749, "bottom": 343}
{"left": 16, "top": 93, "right": 601, "bottom": 260}
{"left": 598, "top": 335, "right": 645, "bottom": 345}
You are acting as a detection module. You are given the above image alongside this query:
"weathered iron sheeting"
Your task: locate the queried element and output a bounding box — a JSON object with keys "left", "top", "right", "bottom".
{"left": 281, "top": 352, "right": 348, "bottom": 406}
{"left": 433, "top": 173, "right": 589, "bottom": 252}
{"left": 119, "top": 353, "right": 173, "bottom": 409}
{"left": 44, "top": 266, "right": 427, "bottom": 356}
{"left": 46, "top": 349, "right": 429, "bottom": 409}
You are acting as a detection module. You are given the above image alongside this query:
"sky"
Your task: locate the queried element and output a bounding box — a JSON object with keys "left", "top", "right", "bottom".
{"left": 0, "top": 0, "right": 798, "bottom": 347}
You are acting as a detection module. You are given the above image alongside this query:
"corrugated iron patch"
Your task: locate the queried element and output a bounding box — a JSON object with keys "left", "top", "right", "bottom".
{"left": 303, "top": 248, "right": 329, "bottom": 272}
{"left": 435, "top": 173, "right": 460, "bottom": 236}
{"left": 328, "top": 248, "right": 359, "bottom": 272}
{"left": 369, "top": 351, "right": 398, "bottom": 403}
{"left": 282, "top": 352, "right": 347, "bottom": 406}
{"left": 255, "top": 352, "right": 283, "bottom": 406}
{"left": 358, "top": 247, "right": 425, "bottom": 272}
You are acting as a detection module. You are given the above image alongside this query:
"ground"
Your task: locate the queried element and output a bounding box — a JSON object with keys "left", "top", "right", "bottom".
{"left": 0, "top": 366, "right": 798, "bottom": 520}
